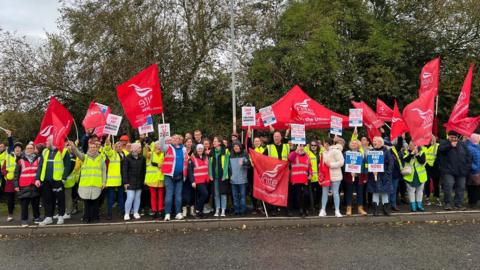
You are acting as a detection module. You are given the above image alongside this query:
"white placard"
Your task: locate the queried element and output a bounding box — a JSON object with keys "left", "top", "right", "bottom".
{"left": 259, "top": 106, "right": 277, "bottom": 126}
{"left": 290, "top": 124, "right": 306, "bottom": 144}
{"left": 138, "top": 115, "right": 154, "bottom": 135}
{"left": 349, "top": 108, "right": 363, "bottom": 127}
{"left": 330, "top": 116, "right": 343, "bottom": 136}
{"left": 104, "top": 114, "right": 122, "bottom": 136}
{"left": 158, "top": 123, "right": 171, "bottom": 137}
{"left": 242, "top": 106, "right": 256, "bottom": 126}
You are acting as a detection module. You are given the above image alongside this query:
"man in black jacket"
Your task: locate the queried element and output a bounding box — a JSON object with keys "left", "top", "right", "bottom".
{"left": 438, "top": 131, "right": 472, "bottom": 210}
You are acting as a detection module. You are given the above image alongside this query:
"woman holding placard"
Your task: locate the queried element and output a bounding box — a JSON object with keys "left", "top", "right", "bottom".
{"left": 366, "top": 136, "right": 394, "bottom": 216}
{"left": 344, "top": 140, "right": 368, "bottom": 216}
{"left": 403, "top": 141, "right": 427, "bottom": 212}
{"left": 319, "top": 138, "right": 344, "bottom": 218}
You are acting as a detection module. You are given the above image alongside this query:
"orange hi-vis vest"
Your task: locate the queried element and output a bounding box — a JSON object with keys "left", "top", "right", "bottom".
{"left": 191, "top": 156, "right": 209, "bottom": 184}
{"left": 18, "top": 158, "right": 39, "bottom": 187}
{"left": 290, "top": 154, "right": 310, "bottom": 184}
{"left": 161, "top": 145, "right": 188, "bottom": 178}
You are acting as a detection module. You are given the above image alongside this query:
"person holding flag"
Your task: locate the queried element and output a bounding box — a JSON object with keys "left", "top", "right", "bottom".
{"left": 403, "top": 141, "right": 428, "bottom": 212}
{"left": 35, "top": 136, "right": 72, "bottom": 226}
{"left": 422, "top": 135, "right": 441, "bottom": 206}
{"left": 103, "top": 136, "right": 125, "bottom": 220}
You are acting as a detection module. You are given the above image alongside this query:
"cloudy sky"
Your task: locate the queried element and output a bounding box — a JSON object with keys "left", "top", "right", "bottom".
{"left": 0, "top": 0, "right": 61, "bottom": 41}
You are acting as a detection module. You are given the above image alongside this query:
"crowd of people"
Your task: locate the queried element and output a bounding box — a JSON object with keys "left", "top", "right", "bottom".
{"left": 0, "top": 126, "right": 479, "bottom": 227}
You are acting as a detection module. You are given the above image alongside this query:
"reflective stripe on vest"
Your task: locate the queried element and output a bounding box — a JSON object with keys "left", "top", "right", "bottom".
{"left": 161, "top": 145, "right": 188, "bottom": 177}
{"left": 40, "top": 149, "right": 65, "bottom": 181}
{"left": 192, "top": 156, "right": 209, "bottom": 184}
{"left": 290, "top": 155, "right": 309, "bottom": 184}
{"left": 422, "top": 143, "right": 438, "bottom": 167}
{"left": 145, "top": 151, "right": 165, "bottom": 187}
{"left": 403, "top": 151, "right": 428, "bottom": 184}
{"left": 79, "top": 155, "right": 104, "bottom": 188}
{"left": 5, "top": 154, "right": 16, "bottom": 180}
{"left": 267, "top": 144, "right": 289, "bottom": 161}
{"left": 18, "top": 159, "right": 38, "bottom": 187}
{"left": 106, "top": 152, "right": 122, "bottom": 187}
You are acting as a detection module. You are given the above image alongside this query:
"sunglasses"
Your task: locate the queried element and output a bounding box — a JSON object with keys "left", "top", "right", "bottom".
{"left": 311, "top": 144, "right": 317, "bottom": 147}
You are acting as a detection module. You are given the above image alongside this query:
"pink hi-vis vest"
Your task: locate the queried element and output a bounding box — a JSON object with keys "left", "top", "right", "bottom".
{"left": 18, "top": 159, "right": 39, "bottom": 187}
{"left": 192, "top": 156, "right": 209, "bottom": 184}
{"left": 161, "top": 145, "right": 188, "bottom": 178}
{"left": 290, "top": 154, "right": 310, "bottom": 184}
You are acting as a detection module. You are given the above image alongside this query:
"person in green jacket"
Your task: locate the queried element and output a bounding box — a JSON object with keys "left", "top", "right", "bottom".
{"left": 209, "top": 136, "right": 230, "bottom": 217}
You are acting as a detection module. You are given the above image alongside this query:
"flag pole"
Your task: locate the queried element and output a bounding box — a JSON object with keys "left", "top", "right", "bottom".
{"left": 0, "top": 126, "right": 8, "bottom": 132}
{"left": 72, "top": 119, "right": 79, "bottom": 141}
{"left": 162, "top": 113, "right": 165, "bottom": 124}
{"left": 262, "top": 201, "right": 269, "bottom": 218}
{"left": 384, "top": 123, "right": 391, "bottom": 130}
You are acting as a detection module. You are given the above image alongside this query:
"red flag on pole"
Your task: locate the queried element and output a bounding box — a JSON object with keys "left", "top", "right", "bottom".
{"left": 418, "top": 57, "right": 440, "bottom": 97}
{"left": 376, "top": 98, "right": 393, "bottom": 122}
{"left": 34, "top": 97, "right": 74, "bottom": 151}
{"left": 403, "top": 90, "right": 436, "bottom": 146}
{"left": 249, "top": 149, "right": 289, "bottom": 207}
{"left": 82, "top": 102, "right": 107, "bottom": 129}
{"left": 116, "top": 64, "right": 163, "bottom": 128}
{"left": 390, "top": 100, "right": 409, "bottom": 141}
{"left": 445, "top": 117, "right": 480, "bottom": 137}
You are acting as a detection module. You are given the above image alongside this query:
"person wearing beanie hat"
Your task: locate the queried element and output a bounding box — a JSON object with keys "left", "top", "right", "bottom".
{"left": 439, "top": 131, "right": 472, "bottom": 210}
{"left": 466, "top": 133, "right": 480, "bottom": 208}
{"left": 229, "top": 141, "right": 250, "bottom": 216}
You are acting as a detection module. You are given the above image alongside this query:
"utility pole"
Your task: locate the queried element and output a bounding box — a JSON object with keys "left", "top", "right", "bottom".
{"left": 230, "top": 0, "right": 236, "bottom": 134}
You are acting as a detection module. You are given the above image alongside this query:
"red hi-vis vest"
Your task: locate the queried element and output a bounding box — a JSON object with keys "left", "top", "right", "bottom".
{"left": 18, "top": 158, "right": 39, "bottom": 187}
{"left": 192, "top": 156, "right": 209, "bottom": 184}
{"left": 290, "top": 154, "right": 310, "bottom": 184}
{"left": 161, "top": 145, "right": 188, "bottom": 178}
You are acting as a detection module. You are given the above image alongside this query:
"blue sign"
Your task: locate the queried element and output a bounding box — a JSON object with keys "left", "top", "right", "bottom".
{"left": 367, "top": 151, "right": 384, "bottom": 173}
{"left": 345, "top": 151, "right": 363, "bottom": 173}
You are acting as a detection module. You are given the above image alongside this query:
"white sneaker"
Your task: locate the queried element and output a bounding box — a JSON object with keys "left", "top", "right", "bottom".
{"left": 124, "top": 214, "right": 130, "bottom": 221}
{"left": 133, "top": 213, "right": 141, "bottom": 220}
{"left": 6, "top": 216, "right": 13, "bottom": 222}
{"left": 175, "top": 213, "right": 184, "bottom": 220}
{"left": 57, "top": 216, "right": 64, "bottom": 225}
{"left": 39, "top": 217, "right": 53, "bottom": 226}
{"left": 319, "top": 209, "right": 327, "bottom": 217}
{"left": 63, "top": 214, "right": 71, "bottom": 220}
{"left": 220, "top": 209, "right": 226, "bottom": 217}
{"left": 164, "top": 214, "right": 171, "bottom": 221}
{"left": 190, "top": 206, "right": 195, "bottom": 216}
{"left": 335, "top": 210, "right": 343, "bottom": 218}
{"left": 214, "top": 209, "right": 220, "bottom": 217}
{"left": 53, "top": 214, "right": 59, "bottom": 219}
{"left": 182, "top": 206, "right": 187, "bottom": 217}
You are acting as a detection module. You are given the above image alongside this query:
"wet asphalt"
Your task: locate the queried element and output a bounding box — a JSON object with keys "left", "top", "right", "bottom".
{"left": 0, "top": 221, "right": 479, "bottom": 270}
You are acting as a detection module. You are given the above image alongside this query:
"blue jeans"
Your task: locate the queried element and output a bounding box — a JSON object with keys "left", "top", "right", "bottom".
{"left": 106, "top": 187, "right": 125, "bottom": 217}
{"left": 125, "top": 189, "right": 142, "bottom": 215}
{"left": 214, "top": 179, "right": 227, "bottom": 210}
{"left": 443, "top": 174, "right": 466, "bottom": 207}
{"left": 232, "top": 183, "right": 247, "bottom": 214}
{"left": 344, "top": 181, "right": 364, "bottom": 206}
{"left": 165, "top": 175, "right": 184, "bottom": 215}
{"left": 322, "top": 181, "right": 341, "bottom": 211}
{"left": 389, "top": 178, "right": 400, "bottom": 208}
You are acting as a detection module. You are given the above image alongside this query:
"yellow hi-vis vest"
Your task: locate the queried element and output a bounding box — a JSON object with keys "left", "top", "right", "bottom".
{"left": 106, "top": 152, "right": 122, "bottom": 187}
{"left": 403, "top": 151, "right": 427, "bottom": 184}
{"left": 40, "top": 148, "right": 66, "bottom": 181}
{"left": 305, "top": 148, "right": 319, "bottom": 182}
{"left": 64, "top": 156, "right": 80, "bottom": 189}
{"left": 145, "top": 151, "right": 165, "bottom": 188}
{"left": 391, "top": 147, "right": 404, "bottom": 170}
{"left": 4, "top": 153, "right": 16, "bottom": 180}
{"left": 267, "top": 144, "right": 290, "bottom": 161}
{"left": 422, "top": 143, "right": 439, "bottom": 167}
{"left": 254, "top": 146, "right": 265, "bottom": 154}
{"left": 79, "top": 154, "right": 104, "bottom": 188}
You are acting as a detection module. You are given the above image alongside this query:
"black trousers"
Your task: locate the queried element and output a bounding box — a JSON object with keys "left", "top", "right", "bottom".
{"left": 6, "top": 192, "right": 15, "bottom": 215}
{"left": 20, "top": 197, "right": 40, "bottom": 221}
{"left": 467, "top": 185, "right": 480, "bottom": 206}
{"left": 195, "top": 183, "right": 209, "bottom": 213}
{"left": 83, "top": 198, "right": 99, "bottom": 223}
{"left": 290, "top": 184, "right": 310, "bottom": 214}
{"left": 425, "top": 165, "right": 441, "bottom": 198}
{"left": 310, "top": 182, "right": 322, "bottom": 210}
{"left": 42, "top": 181, "right": 65, "bottom": 217}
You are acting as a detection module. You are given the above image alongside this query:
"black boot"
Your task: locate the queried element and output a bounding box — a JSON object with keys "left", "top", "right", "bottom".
{"left": 383, "top": 203, "right": 391, "bottom": 216}
{"left": 373, "top": 203, "right": 379, "bottom": 216}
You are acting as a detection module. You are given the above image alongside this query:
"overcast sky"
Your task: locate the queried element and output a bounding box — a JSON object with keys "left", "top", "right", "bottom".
{"left": 0, "top": 0, "right": 61, "bottom": 41}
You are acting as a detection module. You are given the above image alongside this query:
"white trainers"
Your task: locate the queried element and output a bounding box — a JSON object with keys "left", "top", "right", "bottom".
{"left": 39, "top": 217, "right": 53, "bottom": 226}
{"left": 214, "top": 209, "right": 220, "bottom": 217}
{"left": 190, "top": 206, "right": 195, "bottom": 216}
{"left": 220, "top": 209, "right": 226, "bottom": 217}
{"left": 175, "top": 213, "right": 184, "bottom": 220}
{"left": 182, "top": 206, "right": 188, "bottom": 217}
{"left": 164, "top": 214, "right": 171, "bottom": 221}
{"left": 124, "top": 214, "right": 131, "bottom": 221}
{"left": 203, "top": 204, "right": 213, "bottom": 214}
{"left": 6, "top": 216, "right": 13, "bottom": 222}
{"left": 63, "top": 214, "right": 71, "bottom": 220}
{"left": 133, "top": 213, "right": 141, "bottom": 220}
{"left": 335, "top": 210, "right": 343, "bottom": 218}
{"left": 57, "top": 216, "right": 64, "bottom": 225}
{"left": 53, "top": 214, "right": 59, "bottom": 219}
{"left": 319, "top": 209, "right": 327, "bottom": 217}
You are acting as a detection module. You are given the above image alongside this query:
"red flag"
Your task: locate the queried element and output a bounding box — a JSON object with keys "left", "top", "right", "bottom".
{"left": 82, "top": 102, "right": 106, "bottom": 129}
{"left": 93, "top": 103, "right": 111, "bottom": 137}
{"left": 403, "top": 90, "right": 435, "bottom": 146}
{"left": 445, "top": 117, "right": 480, "bottom": 137}
{"left": 390, "top": 100, "right": 409, "bottom": 141}
{"left": 116, "top": 64, "right": 163, "bottom": 128}
{"left": 34, "top": 97, "right": 74, "bottom": 151}
{"left": 376, "top": 98, "right": 393, "bottom": 122}
{"left": 352, "top": 101, "right": 383, "bottom": 141}
{"left": 249, "top": 149, "right": 289, "bottom": 207}
{"left": 418, "top": 57, "right": 440, "bottom": 96}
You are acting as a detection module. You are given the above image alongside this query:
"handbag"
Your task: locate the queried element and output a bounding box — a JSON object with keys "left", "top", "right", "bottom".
{"left": 318, "top": 156, "right": 331, "bottom": 187}
{"left": 468, "top": 173, "right": 480, "bottom": 186}
{"left": 401, "top": 164, "right": 413, "bottom": 176}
